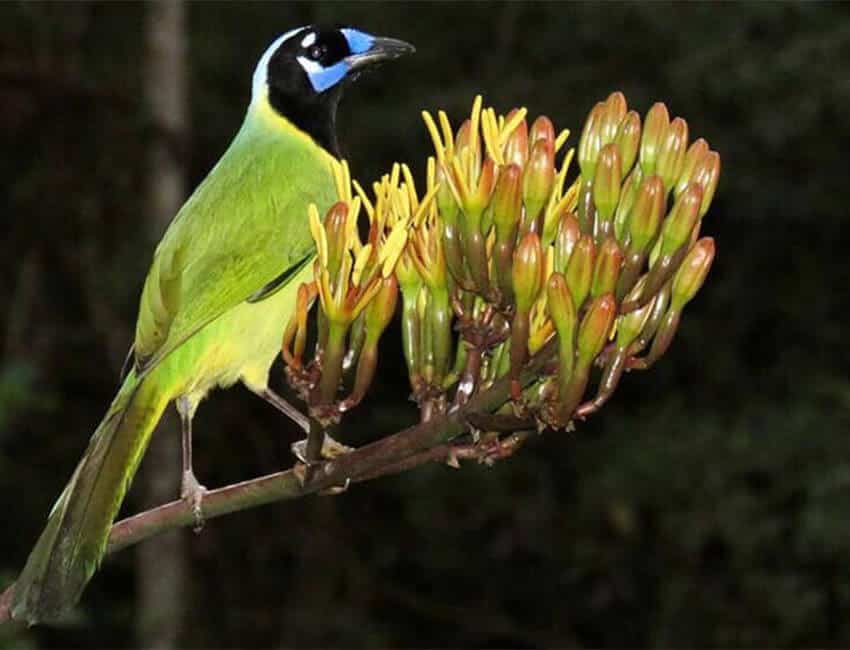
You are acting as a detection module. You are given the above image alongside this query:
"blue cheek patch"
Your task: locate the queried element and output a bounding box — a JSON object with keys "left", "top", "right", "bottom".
{"left": 341, "top": 28, "right": 374, "bottom": 55}
{"left": 305, "top": 60, "right": 350, "bottom": 93}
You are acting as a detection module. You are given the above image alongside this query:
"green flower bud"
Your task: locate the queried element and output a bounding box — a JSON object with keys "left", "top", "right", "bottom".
{"left": 492, "top": 164, "right": 523, "bottom": 302}
{"left": 554, "top": 212, "right": 581, "bottom": 274}
{"left": 628, "top": 175, "right": 666, "bottom": 254}
{"left": 503, "top": 110, "right": 529, "bottom": 169}
{"left": 547, "top": 273, "right": 577, "bottom": 420}
{"left": 615, "top": 110, "right": 641, "bottom": 177}
{"left": 512, "top": 232, "right": 545, "bottom": 312}
{"left": 639, "top": 102, "right": 669, "bottom": 177}
{"left": 600, "top": 91, "right": 627, "bottom": 145}
{"left": 671, "top": 237, "right": 715, "bottom": 311}
{"left": 565, "top": 233, "right": 596, "bottom": 311}
{"left": 522, "top": 139, "right": 556, "bottom": 232}
{"left": 613, "top": 167, "right": 642, "bottom": 244}
{"left": 593, "top": 143, "right": 622, "bottom": 229}
{"left": 578, "top": 101, "right": 604, "bottom": 181}
{"left": 577, "top": 178, "right": 596, "bottom": 234}
{"left": 659, "top": 182, "right": 703, "bottom": 257}
{"left": 656, "top": 117, "right": 689, "bottom": 193}
{"left": 675, "top": 138, "right": 708, "bottom": 199}
{"left": 591, "top": 237, "right": 623, "bottom": 299}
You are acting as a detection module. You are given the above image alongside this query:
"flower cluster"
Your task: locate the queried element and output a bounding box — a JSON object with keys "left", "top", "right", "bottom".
{"left": 399, "top": 93, "right": 720, "bottom": 428}
{"left": 281, "top": 160, "right": 434, "bottom": 425}
{"left": 281, "top": 92, "right": 720, "bottom": 442}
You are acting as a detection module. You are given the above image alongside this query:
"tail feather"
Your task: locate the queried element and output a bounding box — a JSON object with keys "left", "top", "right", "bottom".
{"left": 11, "top": 371, "right": 170, "bottom": 624}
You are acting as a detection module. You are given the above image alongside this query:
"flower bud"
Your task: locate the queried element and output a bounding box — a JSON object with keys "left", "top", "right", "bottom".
{"left": 522, "top": 139, "right": 556, "bottom": 231}
{"left": 547, "top": 273, "right": 577, "bottom": 406}
{"left": 492, "top": 165, "right": 523, "bottom": 303}
{"left": 691, "top": 150, "right": 721, "bottom": 217}
{"left": 659, "top": 182, "right": 703, "bottom": 257}
{"left": 600, "top": 91, "right": 627, "bottom": 145}
{"left": 364, "top": 275, "right": 399, "bottom": 340}
{"left": 554, "top": 212, "right": 581, "bottom": 273}
{"left": 577, "top": 294, "right": 616, "bottom": 366}
{"left": 613, "top": 167, "right": 642, "bottom": 243}
{"left": 512, "top": 232, "right": 545, "bottom": 312}
{"left": 615, "top": 110, "right": 641, "bottom": 177}
{"left": 493, "top": 164, "right": 523, "bottom": 238}
{"left": 657, "top": 117, "right": 689, "bottom": 193}
{"left": 591, "top": 237, "right": 623, "bottom": 299}
{"left": 671, "top": 237, "right": 715, "bottom": 311}
{"left": 530, "top": 115, "right": 556, "bottom": 149}
{"left": 577, "top": 178, "right": 596, "bottom": 234}
{"left": 503, "top": 110, "right": 529, "bottom": 169}
{"left": 675, "top": 138, "right": 708, "bottom": 198}
{"left": 627, "top": 175, "right": 666, "bottom": 254}
{"left": 639, "top": 102, "right": 669, "bottom": 177}
{"left": 578, "top": 101, "right": 604, "bottom": 181}
{"left": 565, "top": 234, "right": 596, "bottom": 311}
{"left": 593, "top": 143, "right": 622, "bottom": 227}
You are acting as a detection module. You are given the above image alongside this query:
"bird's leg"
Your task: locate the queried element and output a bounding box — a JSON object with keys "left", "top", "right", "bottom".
{"left": 254, "top": 388, "right": 353, "bottom": 463}
{"left": 176, "top": 396, "right": 206, "bottom": 532}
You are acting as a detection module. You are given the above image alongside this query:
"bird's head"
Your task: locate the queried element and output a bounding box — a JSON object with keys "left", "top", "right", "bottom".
{"left": 251, "top": 26, "right": 415, "bottom": 155}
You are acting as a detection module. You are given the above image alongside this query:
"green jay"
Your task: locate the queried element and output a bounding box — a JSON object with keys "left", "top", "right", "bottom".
{"left": 12, "top": 25, "right": 414, "bottom": 625}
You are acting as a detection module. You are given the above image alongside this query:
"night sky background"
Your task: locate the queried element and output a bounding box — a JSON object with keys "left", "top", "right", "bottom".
{"left": 1, "top": 2, "right": 849, "bottom": 647}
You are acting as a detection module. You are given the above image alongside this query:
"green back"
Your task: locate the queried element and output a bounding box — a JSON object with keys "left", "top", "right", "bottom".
{"left": 132, "top": 107, "right": 337, "bottom": 374}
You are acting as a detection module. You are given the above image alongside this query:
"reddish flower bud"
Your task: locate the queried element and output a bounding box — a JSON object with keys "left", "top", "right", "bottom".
{"left": 671, "top": 237, "right": 715, "bottom": 311}
{"left": 530, "top": 115, "right": 556, "bottom": 149}
{"left": 577, "top": 294, "right": 616, "bottom": 366}
{"left": 492, "top": 164, "right": 523, "bottom": 242}
{"left": 522, "top": 139, "right": 556, "bottom": 230}
{"left": 512, "top": 232, "right": 545, "bottom": 312}
{"left": 503, "top": 110, "right": 529, "bottom": 169}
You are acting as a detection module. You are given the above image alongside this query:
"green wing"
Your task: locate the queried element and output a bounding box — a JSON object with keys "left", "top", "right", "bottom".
{"left": 133, "top": 116, "right": 337, "bottom": 375}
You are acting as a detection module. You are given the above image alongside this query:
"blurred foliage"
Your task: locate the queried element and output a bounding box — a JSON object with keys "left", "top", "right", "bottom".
{"left": 1, "top": 2, "right": 848, "bottom": 647}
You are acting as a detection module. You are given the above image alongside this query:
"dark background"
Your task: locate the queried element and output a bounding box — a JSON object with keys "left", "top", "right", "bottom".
{"left": 2, "top": 2, "right": 849, "bottom": 647}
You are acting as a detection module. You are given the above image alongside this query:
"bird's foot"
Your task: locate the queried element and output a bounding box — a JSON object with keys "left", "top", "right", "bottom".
{"left": 180, "top": 470, "right": 207, "bottom": 533}
{"left": 290, "top": 434, "right": 354, "bottom": 464}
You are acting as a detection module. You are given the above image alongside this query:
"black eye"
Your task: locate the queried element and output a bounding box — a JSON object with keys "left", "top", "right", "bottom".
{"left": 308, "top": 44, "right": 325, "bottom": 61}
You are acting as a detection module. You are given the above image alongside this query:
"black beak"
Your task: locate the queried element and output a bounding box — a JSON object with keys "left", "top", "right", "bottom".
{"left": 345, "top": 36, "right": 416, "bottom": 72}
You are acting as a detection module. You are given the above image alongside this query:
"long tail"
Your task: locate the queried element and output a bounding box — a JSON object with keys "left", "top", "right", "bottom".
{"left": 11, "top": 369, "right": 171, "bottom": 624}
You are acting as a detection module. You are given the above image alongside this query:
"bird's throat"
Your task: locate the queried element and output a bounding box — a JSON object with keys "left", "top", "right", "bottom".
{"left": 266, "top": 85, "right": 341, "bottom": 156}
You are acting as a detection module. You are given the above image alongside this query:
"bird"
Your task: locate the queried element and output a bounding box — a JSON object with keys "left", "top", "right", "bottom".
{"left": 11, "top": 25, "right": 414, "bottom": 625}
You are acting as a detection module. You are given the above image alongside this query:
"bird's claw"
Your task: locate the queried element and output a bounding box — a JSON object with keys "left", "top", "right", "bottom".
{"left": 290, "top": 434, "right": 354, "bottom": 464}
{"left": 180, "top": 470, "right": 207, "bottom": 533}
